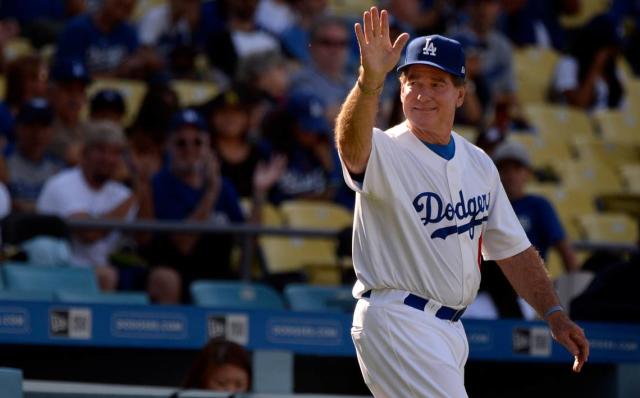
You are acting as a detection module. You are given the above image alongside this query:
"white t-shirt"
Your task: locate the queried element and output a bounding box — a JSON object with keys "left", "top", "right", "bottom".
{"left": 138, "top": 4, "right": 191, "bottom": 46}
{"left": 36, "top": 167, "right": 133, "bottom": 268}
{"left": 340, "top": 124, "right": 530, "bottom": 308}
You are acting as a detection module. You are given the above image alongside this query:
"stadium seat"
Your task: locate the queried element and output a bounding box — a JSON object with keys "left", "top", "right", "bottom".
{"left": 508, "top": 133, "right": 572, "bottom": 168}
{"left": 0, "top": 290, "right": 54, "bottom": 302}
{"left": 551, "top": 158, "right": 623, "bottom": 196}
{"left": 190, "top": 280, "right": 285, "bottom": 310}
{"left": 524, "top": 104, "right": 595, "bottom": 143}
{"left": 593, "top": 110, "right": 640, "bottom": 146}
{"left": 626, "top": 78, "right": 640, "bottom": 115}
{"left": 280, "top": 200, "right": 353, "bottom": 230}
{"left": 2, "top": 264, "right": 100, "bottom": 294}
{"left": 259, "top": 236, "right": 337, "bottom": 274}
{"left": 513, "top": 46, "right": 559, "bottom": 104}
{"left": 0, "top": 75, "right": 5, "bottom": 100}
{"left": 55, "top": 290, "right": 150, "bottom": 305}
{"left": 0, "top": 368, "right": 22, "bottom": 398}
{"left": 172, "top": 80, "right": 218, "bottom": 107}
{"left": 284, "top": 284, "right": 355, "bottom": 313}
{"left": 86, "top": 78, "right": 147, "bottom": 125}
{"left": 620, "top": 164, "right": 640, "bottom": 194}
{"left": 132, "top": 0, "right": 167, "bottom": 21}
{"left": 3, "top": 37, "right": 34, "bottom": 62}
{"left": 559, "top": 0, "right": 609, "bottom": 27}
{"left": 577, "top": 213, "right": 639, "bottom": 244}
{"left": 454, "top": 125, "right": 478, "bottom": 143}
{"left": 526, "top": 183, "right": 596, "bottom": 240}
{"left": 572, "top": 137, "right": 640, "bottom": 169}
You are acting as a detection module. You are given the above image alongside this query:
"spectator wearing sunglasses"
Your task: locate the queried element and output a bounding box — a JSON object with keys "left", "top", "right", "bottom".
{"left": 145, "top": 109, "right": 245, "bottom": 302}
{"left": 290, "top": 16, "right": 356, "bottom": 124}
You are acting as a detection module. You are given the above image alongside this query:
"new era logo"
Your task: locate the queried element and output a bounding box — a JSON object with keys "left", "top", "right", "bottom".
{"left": 422, "top": 37, "right": 437, "bottom": 56}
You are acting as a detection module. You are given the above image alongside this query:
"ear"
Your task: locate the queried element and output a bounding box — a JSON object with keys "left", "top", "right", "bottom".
{"left": 455, "top": 85, "right": 465, "bottom": 108}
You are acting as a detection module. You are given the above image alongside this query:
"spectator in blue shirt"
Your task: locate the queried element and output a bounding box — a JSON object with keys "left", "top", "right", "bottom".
{"left": 145, "top": 109, "right": 245, "bottom": 301}
{"left": 497, "top": 0, "right": 566, "bottom": 51}
{"left": 3, "top": 98, "right": 62, "bottom": 213}
{"left": 55, "top": 0, "right": 159, "bottom": 77}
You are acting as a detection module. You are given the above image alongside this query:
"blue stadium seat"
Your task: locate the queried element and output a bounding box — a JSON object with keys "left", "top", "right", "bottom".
{"left": 190, "top": 280, "right": 285, "bottom": 310}
{"left": 55, "top": 290, "right": 150, "bottom": 305}
{"left": 2, "top": 264, "right": 99, "bottom": 294}
{"left": 0, "top": 290, "right": 54, "bottom": 302}
{"left": 284, "top": 284, "right": 355, "bottom": 313}
{"left": 0, "top": 367, "right": 23, "bottom": 398}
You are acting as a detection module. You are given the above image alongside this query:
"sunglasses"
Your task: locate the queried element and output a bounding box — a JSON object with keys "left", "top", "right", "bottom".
{"left": 314, "top": 38, "right": 348, "bottom": 48}
{"left": 175, "top": 138, "right": 204, "bottom": 149}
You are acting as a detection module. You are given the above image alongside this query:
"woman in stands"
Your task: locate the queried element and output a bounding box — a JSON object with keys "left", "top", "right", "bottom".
{"left": 182, "top": 338, "right": 252, "bottom": 393}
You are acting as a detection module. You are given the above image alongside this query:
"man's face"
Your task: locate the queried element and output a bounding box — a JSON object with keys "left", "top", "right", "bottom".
{"left": 169, "top": 126, "right": 209, "bottom": 175}
{"left": 50, "top": 81, "right": 87, "bottom": 123}
{"left": 400, "top": 65, "right": 464, "bottom": 137}
{"left": 17, "top": 123, "right": 53, "bottom": 160}
{"left": 212, "top": 106, "right": 249, "bottom": 139}
{"left": 84, "top": 142, "right": 123, "bottom": 184}
{"left": 498, "top": 159, "right": 530, "bottom": 199}
{"left": 310, "top": 23, "right": 349, "bottom": 76}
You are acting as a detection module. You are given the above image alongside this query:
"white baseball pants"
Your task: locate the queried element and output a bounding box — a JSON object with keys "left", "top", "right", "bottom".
{"left": 351, "top": 289, "right": 469, "bottom": 398}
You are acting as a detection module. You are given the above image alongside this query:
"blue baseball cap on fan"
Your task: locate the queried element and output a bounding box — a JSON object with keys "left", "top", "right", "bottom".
{"left": 169, "top": 108, "right": 207, "bottom": 132}
{"left": 397, "top": 35, "right": 466, "bottom": 78}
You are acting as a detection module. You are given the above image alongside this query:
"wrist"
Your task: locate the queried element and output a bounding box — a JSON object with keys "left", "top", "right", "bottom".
{"left": 543, "top": 305, "right": 565, "bottom": 320}
{"left": 357, "top": 78, "right": 383, "bottom": 96}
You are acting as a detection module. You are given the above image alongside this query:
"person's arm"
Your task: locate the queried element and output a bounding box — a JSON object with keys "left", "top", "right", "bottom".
{"left": 564, "top": 48, "right": 613, "bottom": 108}
{"left": 335, "top": 6, "right": 409, "bottom": 175}
{"left": 555, "top": 238, "right": 580, "bottom": 272}
{"left": 496, "top": 246, "right": 589, "bottom": 372}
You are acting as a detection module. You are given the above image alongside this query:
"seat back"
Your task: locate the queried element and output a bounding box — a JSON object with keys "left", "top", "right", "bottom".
{"left": 0, "top": 368, "right": 22, "bottom": 398}
{"left": 280, "top": 200, "right": 353, "bottom": 230}
{"left": 578, "top": 212, "right": 639, "bottom": 244}
{"left": 285, "top": 284, "right": 355, "bottom": 313}
{"left": 190, "top": 280, "right": 285, "bottom": 310}
{"left": 56, "top": 290, "right": 150, "bottom": 305}
{"left": 2, "top": 265, "right": 99, "bottom": 294}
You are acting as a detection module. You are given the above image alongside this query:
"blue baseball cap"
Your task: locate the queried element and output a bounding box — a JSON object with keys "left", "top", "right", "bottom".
{"left": 286, "top": 92, "right": 330, "bottom": 134}
{"left": 169, "top": 108, "right": 207, "bottom": 132}
{"left": 50, "top": 58, "right": 91, "bottom": 84}
{"left": 16, "top": 98, "right": 54, "bottom": 126}
{"left": 397, "top": 35, "right": 466, "bottom": 78}
{"left": 90, "top": 89, "right": 126, "bottom": 115}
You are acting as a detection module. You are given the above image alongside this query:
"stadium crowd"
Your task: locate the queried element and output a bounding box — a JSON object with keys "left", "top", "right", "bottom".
{"left": 0, "top": 0, "right": 637, "bottom": 323}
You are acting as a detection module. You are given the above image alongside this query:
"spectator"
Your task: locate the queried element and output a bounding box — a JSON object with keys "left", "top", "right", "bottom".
{"left": 89, "top": 88, "right": 126, "bottom": 125}
{"left": 36, "top": 121, "right": 153, "bottom": 291}
{"left": 610, "top": 0, "right": 640, "bottom": 76}
{"left": 0, "top": 181, "right": 10, "bottom": 219}
{"left": 478, "top": 140, "right": 579, "bottom": 319}
{"left": 389, "top": 0, "right": 451, "bottom": 36}
{"left": 4, "top": 98, "right": 62, "bottom": 213}
{"left": 237, "top": 51, "right": 290, "bottom": 104}
{"left": 48, "top": 58, "right": 91, "bottom": 165}
{"left": 550, "top": 14, "right": 625, "bottom": 111}
{"left": 290, "top": 16, "right": 355, "bottom": 122}
{"left": 0, "top": 54, "right": 49, "bottom": 149}
{"left": 55, "top": 0, "right": 159, "bottom": 78}
{"left": 451, "top": 0, "right": 519, "bottom": 112}
{"left": 145, "top": 109, "right": 245, "bottom": 300}
{"left": 497, "top": 0, "right": 566, "bottom": 50}
{"left": 256, "top": 0, "right": 296, "bottom": 36}
{"left": 182, "top": 339, "right": 251, "bottom": 393}
{"left": 264, "top": 92, "right": 340, "bottom": 203}
{"left": 204, "top": 87, "right": 285, "bottom": 200}
{"left": 206, "top": 0, "right": 280, "bottom": 79}
{"left": 278, "top": 0, "right": 330, "bottom": 63}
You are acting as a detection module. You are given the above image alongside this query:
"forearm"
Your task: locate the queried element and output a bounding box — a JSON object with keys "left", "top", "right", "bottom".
{"left": 335, "top": 71, "right": 383, "bottom": 174}
{"left": 556, "top": 239, "right": 579, "bottom": 272}
{"left": 496, "top": 246, "right": 560, "bottom": 317}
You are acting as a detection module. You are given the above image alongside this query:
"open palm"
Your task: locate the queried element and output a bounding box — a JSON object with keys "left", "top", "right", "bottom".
{"left": 355, "top": 7, "right": 410, "bottom": 85}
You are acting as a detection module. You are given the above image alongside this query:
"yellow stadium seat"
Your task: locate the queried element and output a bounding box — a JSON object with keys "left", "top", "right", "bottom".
{"left": 526, "top": 183, "right": 596, "bottom": 240}
{"left": 572, "top": 137, "right": 640, "bottom": 169}
{"left": 454, "top": 125, "right": 479, "bottom": 143}
{"left": 577, "top": 212, "right": 639, "bottom": 244}
{"left": 280, "top": 200, "right": 353, "bottom": 230}
{"left": 0, "top": 75, "right": 5, "bottom": 100}
{"left": 626, "top": 78, "right": 640, "bottom": 115}
{"left": 620, "top": 164, "right": 640, "bottom": 194}
{"left": 559, "top": 0, "right": 609, "bottom": 28}
{"left": 171, "top": 80, "right": 218, "bottom": 107}
{"left": 3, "top": 38, "right": 34, "bottom": 62}
{"left": 132, "top": 0, "right": 167, "bottom": 21}
{"left": 86, "top": 78, "right": 147, "bottom": 125}
{"left": 329, "top": 0, "right": 374, "bottom": 18}
{"left": 508, "top": 133, "right": 572, "bottom": 167}
{"left": 239, "top": 198, "right": 284, "bottom": 227}
{"left": 552, "top": 158, "right": 623, "bottom": 196}
{"left": 259, "top": 236, "right": 337, "bottom": 274}
{"left": 524, "top": 104, "right": 595, "bottom": 142}
{"left": 593, "top": 110, "right": 640, "bottom": 146}
{"left": 513, "top": 47, "right": 559, "bottom": 104}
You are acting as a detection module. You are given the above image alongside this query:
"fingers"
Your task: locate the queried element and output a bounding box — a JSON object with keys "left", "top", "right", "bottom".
{"left": 371, "top": 7, "right": 380, "bottom": 37}
{"left": 363, "top": 10, "right": 373, "bottom": 44}
{"left": 571, "top": 329, "right": 589, "bottom": 372}
{"left": 392, "top": 32, "right": 410, "bottom": 57}
{"left": 354, "top": 22, "right": 365, "bottom": 46}
{"left": 380, "top": 9, "right": 389, "bottom": 40}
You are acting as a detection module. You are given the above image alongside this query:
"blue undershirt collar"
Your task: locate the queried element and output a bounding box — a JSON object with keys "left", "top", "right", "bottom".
{"left": 422, "top": 136, "right": 456, "bottom": 160}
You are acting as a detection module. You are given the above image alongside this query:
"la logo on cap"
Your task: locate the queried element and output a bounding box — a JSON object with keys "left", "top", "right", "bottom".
{"left": 422, "top": 37, "right": 437, "bottom": 56}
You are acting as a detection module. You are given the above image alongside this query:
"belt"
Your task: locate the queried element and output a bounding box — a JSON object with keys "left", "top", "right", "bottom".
{"left": 362, "top": 290, "right": 466, "bottom": 322}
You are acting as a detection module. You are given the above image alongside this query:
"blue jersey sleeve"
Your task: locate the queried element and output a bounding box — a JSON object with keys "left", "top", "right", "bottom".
{"left": 538, "top": 197, "right": 566, "bottom": 244}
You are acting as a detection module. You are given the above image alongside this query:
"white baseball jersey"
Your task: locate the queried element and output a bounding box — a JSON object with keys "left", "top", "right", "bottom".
{"left": 340, "top": 123, "right": 530, "bottom": 308}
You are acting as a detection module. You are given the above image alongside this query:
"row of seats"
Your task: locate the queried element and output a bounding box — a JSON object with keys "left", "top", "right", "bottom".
{"left": 0, "top": 263, "right": 355, "bottom": 312}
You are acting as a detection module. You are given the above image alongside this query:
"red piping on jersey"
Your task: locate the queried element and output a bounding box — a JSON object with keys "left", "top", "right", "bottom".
{"left": 477, "top": 233, "right": 483, "bottom": 270}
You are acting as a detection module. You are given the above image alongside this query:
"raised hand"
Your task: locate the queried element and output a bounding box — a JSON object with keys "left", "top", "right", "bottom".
{"left": 355, "top": 7, "right": 410, "bottom": 88}
{"left": 253, "top": 154, "right": 287, "bottom": 194}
